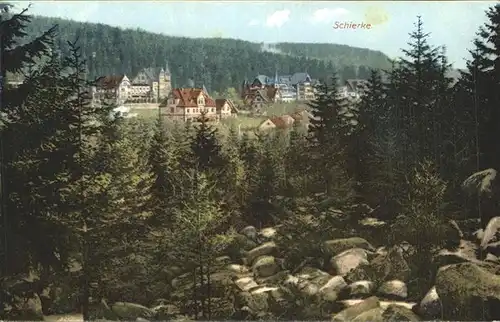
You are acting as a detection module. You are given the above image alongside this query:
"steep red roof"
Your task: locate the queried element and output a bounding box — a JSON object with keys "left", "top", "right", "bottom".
{"left": 95, "top": 75, "right": 126, "bottom": 89}
{"left": 215, "top": 98, "right": 227, "bottom": 109}
{"left": 269, "top": 116, "right": 288, "bottom": 129}
{"left": 171, "top": 88, "right": 216, "bottom": 108}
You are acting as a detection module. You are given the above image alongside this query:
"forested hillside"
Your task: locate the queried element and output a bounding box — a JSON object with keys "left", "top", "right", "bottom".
{"left": 23, "top": 16, "right": 391, "bottom": 92}
{"left": 4, "top": 5, "right": 500, "bottom": 322}
{"left": 274, "top": 42, "right": 391, "bottom": 69}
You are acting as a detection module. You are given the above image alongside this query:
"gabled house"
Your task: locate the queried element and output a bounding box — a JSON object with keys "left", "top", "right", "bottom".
{"left": 251, "top": 75, "right": 270, "bottom": 89}
{"left": 215, "top": 98, "right": 238, "bottom": 119}
{"left": 291, "top": 73, "right": 312, "bottom": 85}
{"left": 94, "top": 74, "right": 131, "bottom": 105}
{"left": 258, "top": 118, "right": 277, "bottom": 131}
{"left": 131, "top": 64, "right": 172, "bottom": 103}
{"left": 293, "top": 73, "right": 315, "bottom": 101}
{"left": 161, "top": 88, "right": 218, "bottom": 122}
{"left": 243, "top": 88, "right": 270, "bottom": 109}
{"left": 258, "top": 114, "right": 296, "bottom": 131}
{"left": 242, "top": 84, "right": 283, "bottom": 109}
{"left": 245, "top": 72, "right": 316, "bottom": 103}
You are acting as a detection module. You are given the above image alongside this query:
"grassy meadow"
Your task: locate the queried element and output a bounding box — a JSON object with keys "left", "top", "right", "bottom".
{"left": 130, "top": 101, "right": 310, "bottom": 136}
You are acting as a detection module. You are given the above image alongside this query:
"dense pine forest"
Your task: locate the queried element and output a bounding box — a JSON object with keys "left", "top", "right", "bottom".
{"left": 19, "top": 16, "right": 392, "bottom": 91}
{"left": 2, "top": 3, "right": 500, "bottom": 322}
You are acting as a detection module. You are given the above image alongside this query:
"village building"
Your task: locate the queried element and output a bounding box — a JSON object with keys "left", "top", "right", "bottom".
{"left": 160, "top": 87, "right": 237, "bottom": 122}
{"left": 93, "top": 63, "right": 172, "bottom": 105}
{"left": 241, "top": 71, "right": 317, "bottom": 107}
{"left": 257, "top": 118, "right": 278, "bottom": 131}
{"left": 257, "top": 110, "right": 314, "bottom": 131}
{"left": 242, "top": 86, "right": 280, "bottom": 109}
{"left": 215, "top": 98, "right": 239, "bottom": 119}
{"left": 93, "top": 74, "right": 131, "bottom": 106}
{"left": 130, "top": 64, "right": 172, "bottom": 103}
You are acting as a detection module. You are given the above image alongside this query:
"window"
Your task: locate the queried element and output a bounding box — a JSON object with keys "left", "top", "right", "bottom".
{"left": 170, "top": 107, "right": 175, "bottom": 113}
{"left": 187, "top": 109, "right": 190, "bottom": 113}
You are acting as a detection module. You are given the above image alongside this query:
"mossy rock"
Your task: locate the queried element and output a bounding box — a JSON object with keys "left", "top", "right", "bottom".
{"left": 323, "top": 238, "right": 375, "bottom": 258}
{"left": 332, "top": 296, "right": 380, "bottom": 321}
{"left": 252, "top": 256, "right": 279, "bottom": 278}
{"left": 352, "top": 307, "right": 384, "bottom": 321}
{"left": 435, "top": 262, "right": 500, "bottom": 320}
{"left": 111, "top": 302, "right": 154, "bottom": 320}
{"left": 234, "top": 290, "right": 269, "bottom": 314}
{"left": 383, "top": 304, "right": 420, "bottom": 321}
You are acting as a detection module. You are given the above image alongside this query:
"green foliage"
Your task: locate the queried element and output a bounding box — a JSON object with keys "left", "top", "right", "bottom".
{"left": 388, "top": 160, "right": 449, "bottom": 298}
{"left": 189, "top": 112, "right": 224, "bottom": 174}
{"left": 21, "top": 16, "right": 390, "bottom": 93}
{"left": 148, "top": 118, "right": 177, "bottom": 225}
{"left": 274, "top": 42, "right": 392, "bottom": 71}
{"left": 3, "top": 6, "right": 500, "bottom": 322}
{"left": 162, "top": 172, "right": 235, "bottom": 319}
{"left": 307, "top": 74, "right": 355, "bottom": 201}
{"left": 218, "top": 126, "right": 246, "bottom": 212}
{"left": 457, "top": 4, "right": 500, "bottom": 170}
{"left": 0, "top": 5, "right": 65, "bottom": 276}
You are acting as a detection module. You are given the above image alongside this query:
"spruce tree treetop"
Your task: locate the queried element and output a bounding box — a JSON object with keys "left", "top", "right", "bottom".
{"left": 1, "top": 5, "right": 56, "bottom": 76}
{"left": 459, "top": 3, "right": 500, "bottom": 169}
{"left": 307, "top": 73, "right": 350, "bottom": 150}
{"left": 190, "top": 111, "right": 223, "bottom": 173}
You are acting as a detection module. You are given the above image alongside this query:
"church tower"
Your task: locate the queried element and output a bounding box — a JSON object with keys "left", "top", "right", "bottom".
{"left": 274, "top": 69, "right": 279, "bottom": 88}
{"left": 158, "top": 61, "right": 172, "bottom": 102}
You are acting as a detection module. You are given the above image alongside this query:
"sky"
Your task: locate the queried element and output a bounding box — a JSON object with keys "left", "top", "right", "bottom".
{"left": 10, "top": 1, "right": 496, "bottom": 69}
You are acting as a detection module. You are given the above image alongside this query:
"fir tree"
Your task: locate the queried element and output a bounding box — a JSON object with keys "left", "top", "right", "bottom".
{"left": 0, "top": 4, "right": 58, "bottom": 277}
{"left": 86, "top": 118, "right": 154, "bottom": 305}
{"left": 458, "top": 4, "right": 500, "bottom": 170}
{"left": 394, "top": 16, "right": 452, "bottom": 166}
{"left": 307, "top": 74, "right": 354, "bottom": 202}
{"left": 350, "top": 69, "right": 388, "bottom": 203}
{"left": 219, "top": 125, "right": 245, "bottom": 211}
{"left": 284, "top": 121, "right": 309, "bottom": 205}
{"left": 58, "top": 40, "right": 118, "bottom": 320}
{"left": 162, "top": 172, "right": 234, "bottom": 319}
{"left": 149, "top": 118, "right": 177, "bottom": 226}
{"left": 190, "top": 111, "right": 223, "bottom": 174}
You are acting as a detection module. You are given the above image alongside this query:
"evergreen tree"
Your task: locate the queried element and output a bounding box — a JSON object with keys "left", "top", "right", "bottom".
{"left": 149, "top": 118, "right": 177, "bottom": 226}
{"left": 0, "top": 4, "right": 59, "bottom": 277}
{"left": 86, "top": 118, "right": 154, "bottom": 305}
{"left": 57, "top": 41, "right": 119, "bottom": 320}
{"left": 350, "top": 69, "right": 387, "bottom": 203}
{"left": 394, "top": 16, "right": 452, "bottom": 166}
{"left": 190, "top": 111, "right": 223, "bottom": 174}
{"left": 248, "top": 135, "right": 281, "bottom": 227}
{"left": 219, "top": 125, "right": 245, "bottom": 211}
{"left": 284, "top": 122, "right": 309, "bottom": 205}
{"left": 163, "top": 172, "right": 234, "bottom": 319}
{"left": 307, "top": 74, "right": 354, "bottom": 202}
{"left": 458, "top": 4, "right": 500, "bottom": 170}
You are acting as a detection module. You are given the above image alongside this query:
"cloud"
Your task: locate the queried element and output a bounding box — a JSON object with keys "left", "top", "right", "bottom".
{"left": 265, "top": 9, "right": 290, "bottom": 28}
{"left": 363, "top": 6, "right": 389, "bottom": 26}
{"left": 310, "top": 8, "right": 349, "bottom": 24}
{"left": 248, "top": 19, "right": 260, "bottom": 26}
